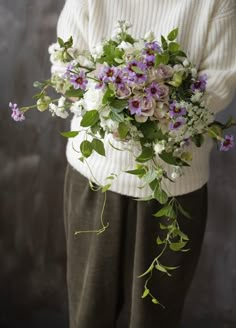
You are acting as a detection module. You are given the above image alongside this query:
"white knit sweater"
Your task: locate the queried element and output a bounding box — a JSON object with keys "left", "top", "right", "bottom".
{"left": 55, "top": 0, "right": 236, "bottom": 197}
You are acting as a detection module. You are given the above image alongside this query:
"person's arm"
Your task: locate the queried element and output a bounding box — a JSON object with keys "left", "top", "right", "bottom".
{"left": 51, "top": 0, "right": 89, "bottom": 74}
{"left": 198, "top": 1, "right": 236, "bottom": 114}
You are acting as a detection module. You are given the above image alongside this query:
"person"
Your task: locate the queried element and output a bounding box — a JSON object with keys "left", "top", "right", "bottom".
{"left": 52, "top": 1, "right": 236, "bottom": 327}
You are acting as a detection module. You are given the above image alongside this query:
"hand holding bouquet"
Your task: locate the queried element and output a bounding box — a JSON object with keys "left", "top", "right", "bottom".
{"left": 9, "top": 21, "right": 236, "bottom": 307}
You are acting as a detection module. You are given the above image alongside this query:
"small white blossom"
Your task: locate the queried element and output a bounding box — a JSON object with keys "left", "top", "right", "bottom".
{"left": 91, "top": 43, "right": 104, "bottom": 60}
{"left": 191, "top": 91, "right": 203, "bottom": 103}
{"left": 70, "top": 99, "right": 86, "bottom": 117}
{"left": 49, "top": 97, "right": 68, "bottom": 119}
{"left": 182, "top": 59, "right": 190, "bottom": 67}
{"left": 144, "top": 31, "right": 155, "bottom": 42}
{"left": 117, "top": 41, "right": 133, "bottom": 50}
{"left": 154, "top": 140, "right": 166, "bottom": 155}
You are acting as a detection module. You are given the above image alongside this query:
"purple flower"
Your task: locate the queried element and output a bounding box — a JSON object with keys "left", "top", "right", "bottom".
{"left": 63, "top": 62, "right": 75, "bottom": 79}
{"left": 70, "top": 70, "right": 88, "bottom": 90}
{"left": 219, "top": 134, "right": 234, "bottom": 151}
{"left": 113, "top": 68, "right": 127, "bottom": 89}
{"left": 145, "top": 82, "right": 169, "bottom": 100}
{"left": 169, "top": 117, "right": 186, "bottom": 130}
{"left": 191, "top": 74, "right": 207, "bottom": 92}
{"left": 128, "top": 98, "right": 142, "bottom": 116}
{"left": 125, "top": 60, "right": 147, "bottom": 84}
{"left": 99, "top": 66, "right": 116, "bottom": 83}
{"left": 143, "top": 41, "right": 161, "bottom": 59}
{"left": 9, "top": 102, "right": 25, "bottom": 122}
{"left": 145, "top": 82, "right": 161, "bottom": 99}
{"left": 169, "top": 101, "right": 186, "bottom": 118}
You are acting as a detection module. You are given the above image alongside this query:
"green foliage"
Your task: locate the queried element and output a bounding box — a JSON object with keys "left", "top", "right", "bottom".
{"left": 154, "top": 186, "right": 168, "bottom": 204}
{"left": 92, "top": 138, "right": 105, "bottom": 156}
{"left": 98, "top": 41, "right": 124, "bottom": 66}
{"left": 65, "top": 88, "right": 85, "bottom": 98}
{"left": 169, "top": 241, "right": 188, "bottom": 251}
{"left": 167, "top": 28, "right": 178, "bottom": 41}
{"left": 80, "top": 140, "right": 93, "bottom": 158}
{"left": 80, "top": 110, "right": 99, "bottom": 127}
{"left": 110, "top": 99, "right": 128, "bottom": 112}
{"left": 118, "top": 122, "right": 129, "bottom": 139}
{"left": 153, "top": 204, "right": 176, "bottom": 219}
{"left": 136, "top": 147, "right": 154, "bottom": 163}
{"left": 192, "top": 134, "right": 205, "bottom": 147}
{"left": 159, "top": 151, "right": 190, "bottom": 166}
{"left": 60, "top": 131, "right": 79, "bottom": 138}
{"left": 155, "top": 53, "right": 170, "bottom": 66}
{"left": 102, "top": 87, "right": 115, "bottom": 105}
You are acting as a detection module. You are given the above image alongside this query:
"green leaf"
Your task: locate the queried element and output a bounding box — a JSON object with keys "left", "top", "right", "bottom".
{"left": 139, "top": 121, "right": 165, "bottom": 140}
{"left": 80, "top": 140, "right": 93, "bottom": 158}
{"left": 65, "top": 88, "right": 85, "bottom": 98}
{"left": 136, "top": 147, "right": 154, "bottom": 163}
{"left": 169, "top": 241, "right": 187, "bottom": 251}
{"left": 110, "top": 111, "right": 125, "bottom": 123}
{"left": 110, "top": 99, "right": 128, "bottom": 112}
{"left": 131, "top": 65, "right": 144, "bottom": 74}
{"left": 173, "top": 229, "right": 189, "bottom": 241}
{"left": 138, "top": 263, "right": 154, "bottom": 278}
{"left": 159, "top": 151, "right": 190, "bottom": 167}
{"left": 118, "top": 122, "right": 129, "bottom": 139}
{"left": 161, "top": 35, "right": 168, "bottom": 50}
{"left": 57, "top": 37, "right": 65, "bottom": 48}
{"left": 152, "top": 298, "right": 160, "bottom": 305}
{"left": 60, "top": 131, "right": 79, "bottom": 138}
{"left": 102, "top": 184, "right": 111, "bottom": 192}
{"left": 91, "top": 138, "right": 105, "bottom": 156}
{"left": 155, "top": 53, "right": 169, "bottom": 66}
{"left": 159, "top": 223, "right": 168, "bottom": 230}
{"left": 102, "top": 87, "right": 115, "bottom": 105}
{"left": 169, "top": 42, "right": 180, "bottom": 52}
{"left": 126, "top": 168, "right": 146, "bottom": 177}
{"left": 153, "top": 204, "right": 176, "bottom": 219}
{"left": 161, "top": 265, "right": 180, "bottom": 271}
{"left": 143, "top": 170, "right": 157, "bottom": 184}
{"left": 156, "top": 236, "right": 165, "bottom": 245}
{"left": 177, "top": 202, "right": 191, "bottom": 219}
{"left": 155, "top": 263, "right": 171, "bottom": 276}
{"left": 167, "top": 28, "right": 178, "bottom": 41}
{"left": 80, "top": 110, "right": 99, "bottom": 127}
{"left": 141, "top": 288, "right": 150, "bottom": 299}
{"left": 174, "top": 50, "right": 187, "bottom": 58}
{"left": 207, "top": 124, "right": 223, "bottom": 140}
{"left": 154, "top": 187, "right": 168, "bottom": 205}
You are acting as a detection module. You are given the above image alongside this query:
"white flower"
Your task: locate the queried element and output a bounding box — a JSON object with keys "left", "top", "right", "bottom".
{"left": 83, "top": 82, "right": 104, "bottom": 110}
{"left": 70, "top": 99, "right": 86, "bottom": 117}
{"left": 191, "top": 68, "right": 197, "bottom": 78}
{"left": 144, "top": 31, "right": 155, "bottom": 42}
{"left": 170, "top": 166, "right": 183, "bottom": 180}
{"left": 48, "top": 43, "right": 60, "bottom": 55}
{"left": 183, "top": 59, "right": 190, "bottom": 67}
{"left": 154, "top": 140, "right": 166, "bottom": 155}
{"left": 49, "top": 97, "right": 68, "bottom": 119}
{"left": 191, "top": 91, "right": 203, "bottom": 103}
{"left": 117, "top": 41, "right": 133, "bottom": 50}
{"left": 91, "top": 43, "right": 104, "bottom": 60}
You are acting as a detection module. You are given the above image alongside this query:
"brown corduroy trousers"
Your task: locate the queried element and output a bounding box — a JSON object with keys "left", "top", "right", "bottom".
{"left": 64, "top": 164, "right": 208, "bottom": 328}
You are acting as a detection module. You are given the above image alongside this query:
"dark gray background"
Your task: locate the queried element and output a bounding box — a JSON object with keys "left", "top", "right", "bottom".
{"left": 0, "top": 1, "right": 235, "bottom": 327}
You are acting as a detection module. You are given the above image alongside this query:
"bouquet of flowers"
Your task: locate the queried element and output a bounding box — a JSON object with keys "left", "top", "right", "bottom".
{"left": 10, "top": 21, "right": 235, "bottom": 307}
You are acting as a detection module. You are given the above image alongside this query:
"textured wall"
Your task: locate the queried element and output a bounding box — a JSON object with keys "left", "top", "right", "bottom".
{"left": 0, "top": 0, "right": 235, "bottom": 327}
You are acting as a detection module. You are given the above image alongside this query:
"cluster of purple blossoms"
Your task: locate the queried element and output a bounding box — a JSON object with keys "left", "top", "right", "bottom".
{"left": 9, "top": 102, "right": 25, "bottom": 122}
{"left": 168, "top": 101, "right": 187, "bottom": 130}
{"left": 143, "top": 41, "right": 161, "bottom": 67}
{"left": 191, "top": 74, "right": 207, "bottom": 92}
{"left": 125, "top": 60, "right": 147, "bottom": 84}
{"left": 128, "top": 98, "right": 142, "bottom": 116}
{"left": 70, "top": 70, "right": 88, "bottom": 90}
{"left": 219, "top": 134, "right": 234, "bottom": 151}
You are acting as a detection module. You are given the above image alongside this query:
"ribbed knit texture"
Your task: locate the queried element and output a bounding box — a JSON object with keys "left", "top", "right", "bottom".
{"left": 55, "top": 0, "right": 236, "bottom": 197}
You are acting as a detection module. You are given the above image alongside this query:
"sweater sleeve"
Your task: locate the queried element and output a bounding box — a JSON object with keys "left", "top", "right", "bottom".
{"left": 51, "top": 0, "right": 89, "bottom": 74}
{"left": 57, "top": 0, "right": 89, "bottom": 50}
{"left": 198, "top": 3, "right": 236, "bottom": 114}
